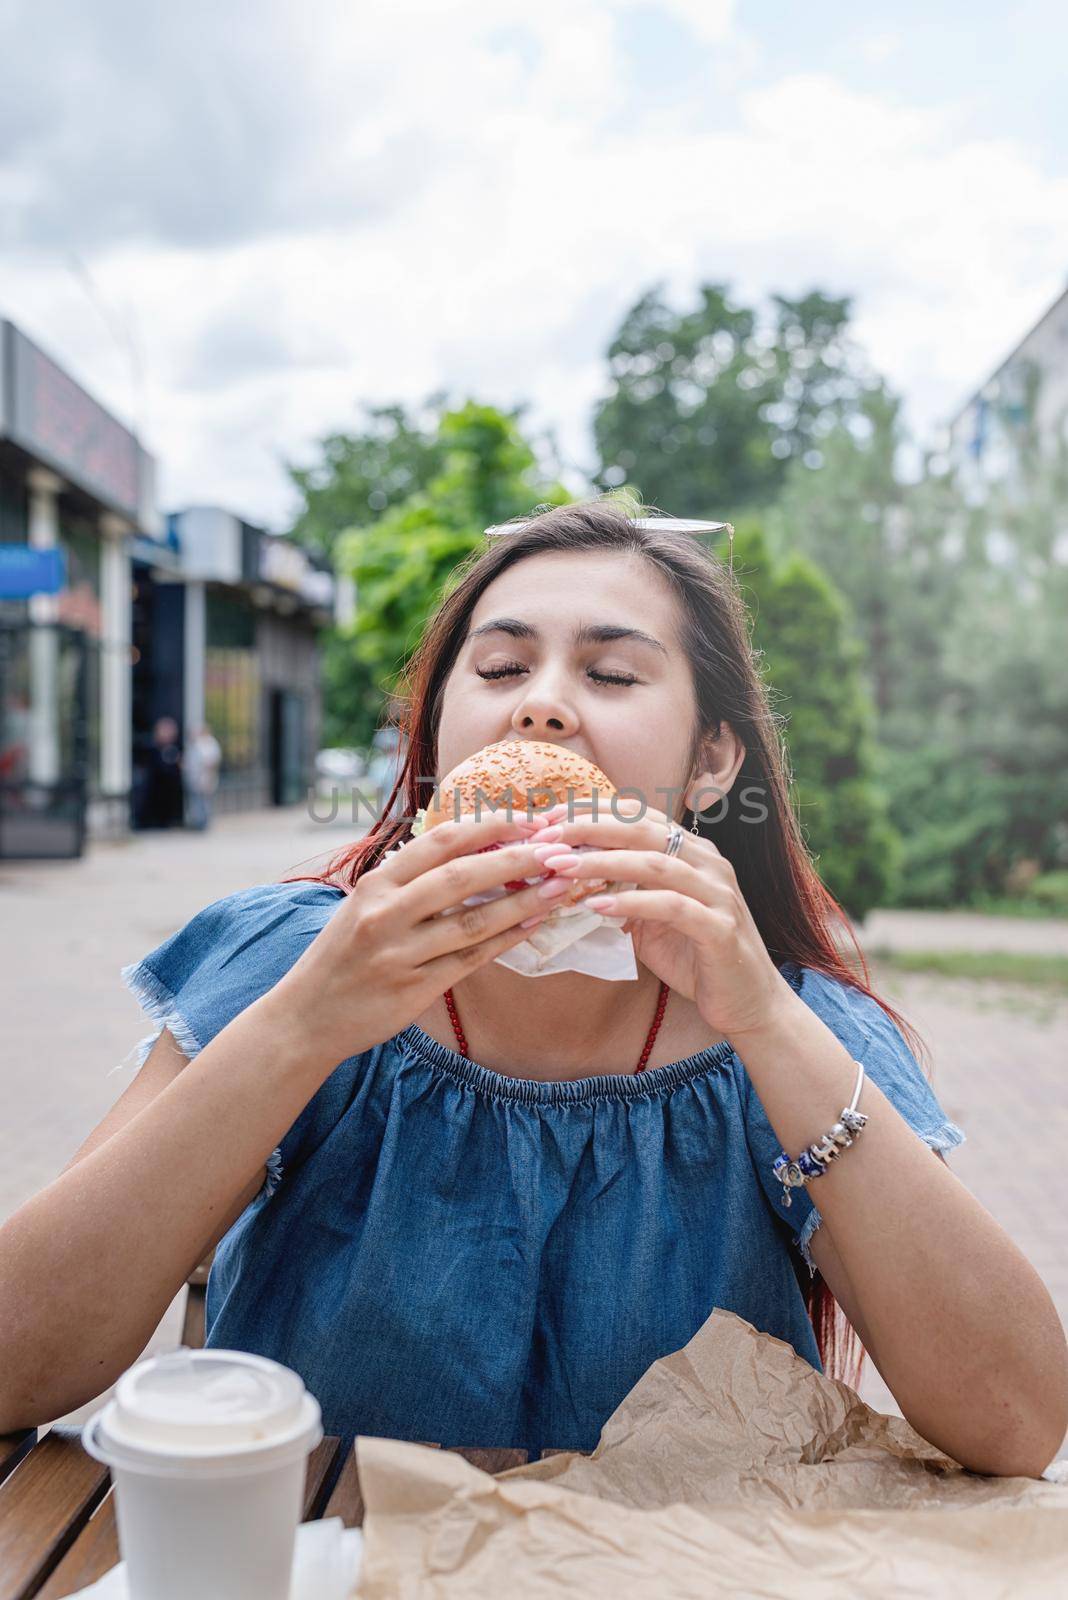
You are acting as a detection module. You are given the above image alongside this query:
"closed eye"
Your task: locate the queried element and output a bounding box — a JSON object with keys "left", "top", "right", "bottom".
{"left": 475, "top": 663, "right": 639, "bottom": 688}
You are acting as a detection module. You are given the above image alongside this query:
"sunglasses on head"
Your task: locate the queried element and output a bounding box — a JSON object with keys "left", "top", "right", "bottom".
{"left": 483, "top": 515, "right": 736, "bottom": 568}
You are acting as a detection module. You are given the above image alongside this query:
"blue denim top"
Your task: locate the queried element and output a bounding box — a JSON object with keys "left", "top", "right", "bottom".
{"left": 120, "top": 880, "right": 966, "bottom": 1458}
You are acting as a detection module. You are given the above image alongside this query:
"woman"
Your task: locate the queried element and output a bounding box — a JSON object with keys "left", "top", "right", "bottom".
{"left": 4, "top": 499, "right": 1064, "bottom": 1476}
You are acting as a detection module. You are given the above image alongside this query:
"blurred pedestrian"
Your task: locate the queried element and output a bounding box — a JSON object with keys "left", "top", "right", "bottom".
{"left": 137, "top": 715, "right": 184, "bottom": 829}
{"left": 184, "top": 722, "right": 222, "bottom": 831}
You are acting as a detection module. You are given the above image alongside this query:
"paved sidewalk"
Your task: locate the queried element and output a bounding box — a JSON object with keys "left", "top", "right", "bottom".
{"left": 1, "top": 801, "right": 357, "bottom": 1222}
{"left": 2, "top": 806, "right": 1065, "bottom": 1459}
{"left": 856, "top": 906, "right": 1068, "bottom": 957}
{"left": 1, "top": 802, "right": 358, "bottom": 1433}
{"left": 840, "top": 965, "right": 1067, "bottom": 1451}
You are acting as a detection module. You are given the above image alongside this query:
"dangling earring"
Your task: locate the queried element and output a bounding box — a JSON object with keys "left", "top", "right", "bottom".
{"left": 690, "top": 812, "right": 700, "bottom": 834}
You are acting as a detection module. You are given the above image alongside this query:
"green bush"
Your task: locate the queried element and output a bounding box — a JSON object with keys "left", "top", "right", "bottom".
{"left": 1027, "top": 871, "right": 1068, "bottom": 914}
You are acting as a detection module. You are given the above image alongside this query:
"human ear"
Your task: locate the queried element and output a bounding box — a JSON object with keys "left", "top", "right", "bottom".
{"left": 684, "top": 722, "right": 745, "bottom": 814}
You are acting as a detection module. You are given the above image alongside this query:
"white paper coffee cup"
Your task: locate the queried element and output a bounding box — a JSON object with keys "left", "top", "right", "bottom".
{"left": 83, "top": 1346, "right": 323, "bottom": 1600}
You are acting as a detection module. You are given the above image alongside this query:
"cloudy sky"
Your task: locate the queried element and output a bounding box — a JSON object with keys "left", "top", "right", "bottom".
{"left": 3, "top": 0, "right": 1067, "bottom": 530}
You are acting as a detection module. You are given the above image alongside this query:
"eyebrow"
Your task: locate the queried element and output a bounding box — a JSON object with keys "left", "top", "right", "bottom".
{"left": 466, "top": 617, "right": 668, "bottom": 657}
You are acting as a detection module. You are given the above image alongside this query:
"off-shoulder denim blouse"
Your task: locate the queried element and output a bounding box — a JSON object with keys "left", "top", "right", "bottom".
{"left": 120, "top": 880, "right": 966, "bottom": 1459}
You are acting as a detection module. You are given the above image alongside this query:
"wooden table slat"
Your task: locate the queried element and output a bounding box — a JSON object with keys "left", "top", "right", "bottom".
{"left": 0, "top": 1432, "right": 38, "bottom": 1490}
{"left": 299, "top": 1436, "right": 342, "bottom": 1522}
{"left": 0, "top": 1429, "right": 110, "bottom": 1600}
{"left": 322, "top": 1444, "right": 365, "bottom": 1528}
{"left": 450, "top": 1447, "right": 529, "bottom": 1475}
{"left": 34, "top": 1488, "right": 119, "bottom": 1600}
{"left": 180, "top": 1284, "right": 206, "bottom": 1350}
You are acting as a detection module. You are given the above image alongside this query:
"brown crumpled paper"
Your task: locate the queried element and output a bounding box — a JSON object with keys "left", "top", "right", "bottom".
{"left": 353, "top": 1308, "right": 1068, "bottom": 1598}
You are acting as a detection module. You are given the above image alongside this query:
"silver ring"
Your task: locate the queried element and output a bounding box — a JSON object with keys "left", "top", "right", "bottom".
{"left": 663, "top": 821, "right": 685, "bottom": 858}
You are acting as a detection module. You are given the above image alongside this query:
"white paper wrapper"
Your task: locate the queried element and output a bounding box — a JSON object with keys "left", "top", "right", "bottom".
{"left": 446, "top": 874, "right": 640, "bottom": 980}
{"left": 385, "top": 820, "right": 640, "bottom": 981}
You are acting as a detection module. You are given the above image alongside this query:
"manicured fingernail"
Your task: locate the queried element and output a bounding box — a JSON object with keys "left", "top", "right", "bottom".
{"left": 534, "top": 824, "right": 564, "bottom": 842}
{"left": 520, "top": 912, "right": 548, "bottom": 928}
{"left": 537, "top": 877, "right": 572, "bottom": 899}
{"left": 531, "top": 841, "right": 572, "bottom": 861}
{"left": 585, "top": 896, "right": 616, "bottom": 911}
{"left": 540, "top": 853, "right": 577, "bottom": 872}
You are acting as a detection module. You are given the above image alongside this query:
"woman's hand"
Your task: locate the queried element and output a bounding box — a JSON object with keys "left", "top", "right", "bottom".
{"left": 530, "top": 799, "right": 796, "bottom": 1041}
{"left": 270, "top": 814, "right": 554, "bottom": 1065}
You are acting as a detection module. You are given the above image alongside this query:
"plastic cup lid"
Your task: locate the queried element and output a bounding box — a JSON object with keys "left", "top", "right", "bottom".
{"left": 101, "top": 1347, "right": 310, "bottom": 1455}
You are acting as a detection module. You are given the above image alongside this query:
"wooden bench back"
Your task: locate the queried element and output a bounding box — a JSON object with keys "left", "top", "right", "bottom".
{"left": 182, "top": 1250, "right": 214, "bottom": 1348}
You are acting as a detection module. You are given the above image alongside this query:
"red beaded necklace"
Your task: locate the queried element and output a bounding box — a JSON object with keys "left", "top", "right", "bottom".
{"left": 442, "top": 979, "right": 671, "bottom": 1075}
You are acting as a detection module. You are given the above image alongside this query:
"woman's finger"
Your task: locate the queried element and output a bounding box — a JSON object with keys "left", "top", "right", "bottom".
{"left": 380, "top": 812, "right": 541, "bottom": 888}
{"left": 536, "top": 847, "right": 730, "bottom": 905}
{"left": 534, "top": 804, "right": 724, "bottom": 860}
{"left": 581, "top": 889, "right": 734, "bottom": 946}
{"left": 538, "top": 796, "right": 664, "bottom": 833}
{"left": 415, "top": 877, "right": 549, "bottom": 964}
{"left": 399, "top": 837, "right": 555, "bottom": 923}
{"left": 416, "top": 895, "right": 553, "bottom": 988}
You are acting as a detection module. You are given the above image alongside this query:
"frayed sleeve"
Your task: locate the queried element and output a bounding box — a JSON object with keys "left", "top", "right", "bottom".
{"left": 740, "top": 965, "right": 967, "bottom": 1280}
{"left": 117, "top": 881, "right": 344, "bottom": 1204}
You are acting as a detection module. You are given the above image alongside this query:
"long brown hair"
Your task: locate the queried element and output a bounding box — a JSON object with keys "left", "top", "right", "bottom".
{"left": 287, "top": 494, "right": 930, "bottom": 1391}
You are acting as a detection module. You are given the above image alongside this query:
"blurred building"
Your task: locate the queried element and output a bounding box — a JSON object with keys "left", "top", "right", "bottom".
{"left": 948, "top": 281, "right": 1068, "bottom": 502}
{"left": 0, "top": 319, "right": 336, "bottom": 857}
{"left": 0, "top": 319, "right": 157, "bottom": 852}
{"left": 133, "top": 508, "right": 334, "bottom": 817}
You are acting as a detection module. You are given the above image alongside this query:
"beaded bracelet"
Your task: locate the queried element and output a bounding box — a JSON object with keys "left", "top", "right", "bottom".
{"left": 771, "top": 1060, "right": 869, "bottom": 1208}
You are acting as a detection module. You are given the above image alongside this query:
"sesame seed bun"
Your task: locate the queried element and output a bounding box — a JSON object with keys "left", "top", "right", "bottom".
{"left": 422, "top": 739, "right": 623, "bottom": 909}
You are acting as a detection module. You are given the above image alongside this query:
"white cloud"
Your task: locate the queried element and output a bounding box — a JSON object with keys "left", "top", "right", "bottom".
{"left": 1, "top": 2, "right": 1065, "bottom": 529}
{"left": 645, "top": 0, "right": 736, "bottom": 46}
{"left": 860, "top": 31, "right": 902, "bottom": 64}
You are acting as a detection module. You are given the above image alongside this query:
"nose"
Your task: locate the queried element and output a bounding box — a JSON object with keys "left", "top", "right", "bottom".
{"left": 510, "top": 675, "right": 579, "bottom": 741}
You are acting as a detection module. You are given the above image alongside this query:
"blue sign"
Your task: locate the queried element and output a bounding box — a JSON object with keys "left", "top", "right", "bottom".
{"left": 0, "top": 545, "right": 67, "bottom": 599}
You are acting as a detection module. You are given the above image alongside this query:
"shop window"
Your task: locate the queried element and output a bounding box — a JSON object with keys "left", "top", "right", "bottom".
{"left": 204, "top": 646, "right": 260, "bottom": 774}
{"left": 204, "top": 589, "right": 260, "bottom": 783}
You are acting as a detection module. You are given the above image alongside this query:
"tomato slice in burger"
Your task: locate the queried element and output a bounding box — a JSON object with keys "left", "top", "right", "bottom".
{"left": 474, "top": 839, "right": 532, "bottom": 892}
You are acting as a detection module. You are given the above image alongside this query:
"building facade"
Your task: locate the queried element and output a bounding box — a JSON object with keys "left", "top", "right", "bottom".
{"left": 948, "top": 282, "right": 1068, "bottom": 502}
{"left": 0, "top": 320, "right": 335, "bottom": 856}
{"left": 0, "top": 319, "right": 157, "bottom": 850}
{"left": 136, "top": 508, "right": 335, "bottom": 819}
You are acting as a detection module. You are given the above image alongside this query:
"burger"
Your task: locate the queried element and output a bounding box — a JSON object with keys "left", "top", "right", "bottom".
{"left": 411, "top": 739, "right": 637, "bottom": 963}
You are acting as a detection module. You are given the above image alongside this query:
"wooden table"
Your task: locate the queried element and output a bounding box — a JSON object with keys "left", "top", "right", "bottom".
{"left": 0, "top": 1424, "right": 573, "bottom": 1598}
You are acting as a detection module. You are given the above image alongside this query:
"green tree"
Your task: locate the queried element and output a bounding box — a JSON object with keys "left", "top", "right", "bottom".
{"left": 764, "top": 380, "right": 981, "bottom": 736}
{"left": 283, "top": 396, "right": 450, "bottom": 565}
{"left": 329, "top": 402, "right": 570, "bottom": 748}
{"left": 592, "top": 283, "right": 878, "bottom": 518}
{"left": 914, "top": 405, "right": 1068, "bottom": 902}
{"left": 765, "top": 365, "right": 1068, "bottom": 906}
{"left": 731, "top": 521, "right": 899, "bottom": 919}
